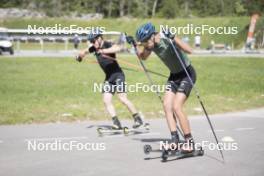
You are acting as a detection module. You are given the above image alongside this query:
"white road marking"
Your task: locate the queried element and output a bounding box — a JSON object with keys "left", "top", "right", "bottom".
{"left": 237, "top": 115, "right": 264, "bottom": 119}
{"left": 234, "top": 127, "right": 255, "bottom": 131}
{"left": 221, "top": 136, "right": 235, "bottom": 142}
{"left": 24, "top": 136, "right": 88, "bottom": 141}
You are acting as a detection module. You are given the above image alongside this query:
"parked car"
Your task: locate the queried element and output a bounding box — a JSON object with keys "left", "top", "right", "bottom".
{"left": 0, "top": 28, "right": 14, "bottom": 55}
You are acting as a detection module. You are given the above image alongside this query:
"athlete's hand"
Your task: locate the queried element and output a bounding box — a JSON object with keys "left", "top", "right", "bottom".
{"left": 76, "top": 50, "right": 86, "bottom": 62}
{"left": 162, "top": 29, "right": 175, "bottom": 39}
{"left": 75, "top": 55, "right": 82, "bottom": 62}
{"left": 126, "top": 36, "right": 136, "bottom": 45}
{"left": 88, "top": 46, "right": 96, "bottom": 53}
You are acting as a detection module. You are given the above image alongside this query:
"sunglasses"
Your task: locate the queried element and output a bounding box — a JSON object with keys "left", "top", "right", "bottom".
{"left": 90, "top": 36, "right": 100, "bottom": 44}
{"left": 140, "top": 35, "right": 153, "bottom": 45}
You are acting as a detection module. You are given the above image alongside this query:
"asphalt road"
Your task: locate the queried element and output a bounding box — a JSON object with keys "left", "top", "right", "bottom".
{"left": 0, "top": 108, "right": 264, "bottom": 176}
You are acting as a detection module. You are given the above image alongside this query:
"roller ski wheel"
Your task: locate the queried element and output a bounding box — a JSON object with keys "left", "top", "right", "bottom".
{"left": 144, "top": 123, "right": 150, "bottom": 130}
{"left": 97, "top": 127, "right": 103, "bottom": 135}
{"left": 143, "top": 144, "right": 152, "bottom": 154}
{"left": 123, "top": 127, "right": 129, "bottom": 135}
{"left": 161, "top": 149, "right": 169, "bottom": 162}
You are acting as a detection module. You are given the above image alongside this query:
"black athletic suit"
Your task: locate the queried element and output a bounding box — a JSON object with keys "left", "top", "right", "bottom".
{"left": 95, "top": 41, "right": 126, "bottom": 94}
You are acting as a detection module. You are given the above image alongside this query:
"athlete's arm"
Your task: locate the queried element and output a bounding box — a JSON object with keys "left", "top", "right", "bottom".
{"left": 77, "top": 45, "right": 96, "bottom": 62}
{"left": 137, "top": 45, "right": 151, "bottom": 60}
{"left": 174, "top": 37, "right": 193, "bottom": 54}
{"left": 98, "top": 44, "right": 124, "bottom": 54}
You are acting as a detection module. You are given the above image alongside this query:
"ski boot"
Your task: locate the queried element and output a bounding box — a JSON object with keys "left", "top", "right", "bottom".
{"left": 132, "top": 113, "right": 143, "bottom": 129}
{"left": 112, "top": 116, "right": 122, "bottom": 130}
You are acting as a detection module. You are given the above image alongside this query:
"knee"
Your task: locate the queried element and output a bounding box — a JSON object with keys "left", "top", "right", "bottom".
{"left": 163, "top": 100, "right": 172, "bottom": 113}
{"left": 173, "top": 104, "right": 182, "bottom": 114}
{"left": 118, "top": 96, "right": 128, "bottom": 105}
{"left": 103, "top": 97, "right": 111, "bottom": 106}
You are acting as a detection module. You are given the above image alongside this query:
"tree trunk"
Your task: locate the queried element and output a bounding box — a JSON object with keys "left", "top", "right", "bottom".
{"left": 108, "top": 0, "right": 113, "bottom": 17}
{"left": 119, "top": 0, "right": 125, "bottom": 17}
{"left": 220, "top": 0, "right": 224, "bottom": 16}
{"left": 144, "top": 0, "right": 149, "bottom": 17}
{"left": 152, "top": 0, "right": 158, "bottom": 17}
{"left": 185, "top": 0, "right": 189, "bottom": 16}
{"left": 127, "top": 0, "right": 132, "bottom": 16}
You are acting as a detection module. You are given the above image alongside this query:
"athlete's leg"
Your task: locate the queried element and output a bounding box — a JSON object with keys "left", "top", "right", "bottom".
{"left": 163, "top": 90, "right": 177, "bottom": 132}
{"left": 103, "top": 92, "right": 116, "bottom": 117}
{"left": 103, "top": 92, "right": 122, "bottom": 128}
{"left": 173, "top": 92, "right": 191, "bottom": 135}
{"left": 173, "top": 92, "right": 195, "bottom": 151}
{"left": 117, "top": 93, "right": 137, "bottom": 114}
{"left": 117, "top": 93, "right": 144, "bottom": 128}
{"left": 174, "top": 66, "right": 196, "bottom": 138}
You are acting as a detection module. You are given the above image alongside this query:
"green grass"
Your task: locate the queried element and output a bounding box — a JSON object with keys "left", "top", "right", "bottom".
{"left": 1, "top": 16, "right": 253, "bottom": 48}
{"left": 0, "top": 55, "right": 263, "bottom": 124}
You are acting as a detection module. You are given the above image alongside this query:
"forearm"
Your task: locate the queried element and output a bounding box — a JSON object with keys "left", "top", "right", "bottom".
{"left": 133, "top": 45, "right": 149, "bottom": 60}
{"left": 100, "top": 45, "right": 123, "bottom": 54}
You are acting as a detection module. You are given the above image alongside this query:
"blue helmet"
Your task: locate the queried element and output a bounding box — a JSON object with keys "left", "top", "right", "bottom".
{"left": 87, "top": 28, "right": 103, "bottom": 42}
{"left": 136, "top": 22, "right": 155, "bottom": 42}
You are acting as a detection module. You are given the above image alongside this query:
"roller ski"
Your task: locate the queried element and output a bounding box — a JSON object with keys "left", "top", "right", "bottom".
{"left": 160, "top": 146, "right": 204, "bottom": 162}
{"left": 143, "top": 137, "right": 204, "bottom": 162}
{"left": 97, "top": 115, "right": 150, "bottom": 135}
{"left": 123, "top": 114, "right": 150, "bottom": 134}
{"left": 122, "top": 123, "right": 150, "bottom": 134}
{"left": 97, "top": 117, "right": 128, "bottom": 135}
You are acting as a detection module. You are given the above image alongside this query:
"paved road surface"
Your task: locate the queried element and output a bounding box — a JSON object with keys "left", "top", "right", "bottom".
{"left": 0, "top": 108, "right": 264, "bottom": 176}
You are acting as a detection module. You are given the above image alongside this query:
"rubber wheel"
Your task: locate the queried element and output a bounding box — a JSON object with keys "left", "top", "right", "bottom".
{"left": 123, "top": 127, "right": 129, "bottom": 135}
{"left": 144, "top": 123, "right": 150, "bottom": 130}
{"left": 143, "top": 144, "right": 152, "bottom": 154}
{"left": 161, "top": 150, "right": 168, "bottom": 162}
{"left": 199, "top": 148, "right": 204, "bottom": 155}
{"left": 97, "top": 128, "right": 103, "bottom": 135}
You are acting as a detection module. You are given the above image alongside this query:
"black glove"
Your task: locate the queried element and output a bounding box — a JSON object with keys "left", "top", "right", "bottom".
{"left": 126, "top": 36, "right": 136, "bottom": 45}
{"left": 76, "top": 55, "right": 82, "bottom": 62}
{"left": 88, "top": 46, "right": 96, "bottom": 53}
{"left": 162, "top": 29, "right": 175, "bottom": 39}
{"left": 94, "top": 52, "right": 101, "bottom": 57}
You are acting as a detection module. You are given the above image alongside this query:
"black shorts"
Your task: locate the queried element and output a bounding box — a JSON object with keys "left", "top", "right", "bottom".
{"left": 102, "top": 72, "right": 126, "bottom": 94}
{"left": 166, "top": 65, "right": 196, "bottom": 97}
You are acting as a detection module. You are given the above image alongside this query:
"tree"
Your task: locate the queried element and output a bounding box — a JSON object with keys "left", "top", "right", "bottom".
{"left": 158, "top": 0, "right": 180, "bottom": 18}
{"left": 151, "top": 0, "right": 158, "bottom": 17}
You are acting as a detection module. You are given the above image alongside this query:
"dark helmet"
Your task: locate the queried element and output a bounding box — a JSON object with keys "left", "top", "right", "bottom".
{"left": 87, "top": 28, "right": 103, "bottom": 42}
{"left": 136, "top": 22, "right": 155, "bottom": 42}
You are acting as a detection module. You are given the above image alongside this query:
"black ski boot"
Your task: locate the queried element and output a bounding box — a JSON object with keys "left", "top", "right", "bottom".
{"left": 112, "top": 116, "right": 122, "bottom": 130}
{"left": 132, "top": 113, "right": 143, "bottom": 128}
{"left": 181, "top": 134, "right": 195, "bottom": 153}
{"left": 170, "top": 131, "right": 180, "bottom": 151}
